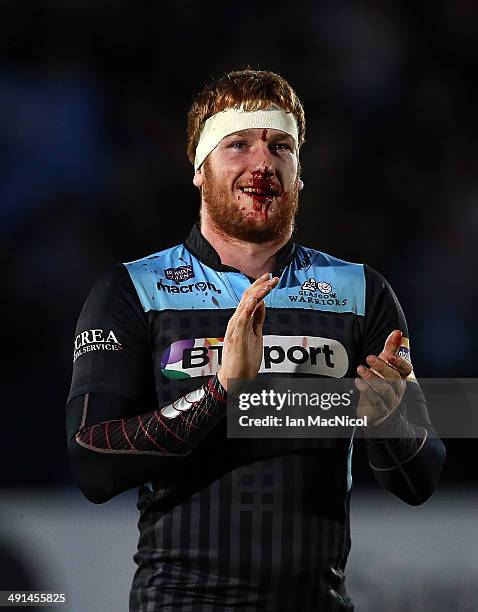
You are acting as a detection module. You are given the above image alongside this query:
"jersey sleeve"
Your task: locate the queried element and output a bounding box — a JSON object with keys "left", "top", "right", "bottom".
{"left": 67, "top": 264, "right": 153, "bottom": 402}
{"left": 66, "top": 265, "right": 228, "bottom": 503}
{"left": 360, "top": 265, "right": 446, "bottom": 504}
{"left": 66, "top": 376, "right": 226, "bottom": 504}
{"left": 360, "top": 265, "right": 410, "bottom": 364}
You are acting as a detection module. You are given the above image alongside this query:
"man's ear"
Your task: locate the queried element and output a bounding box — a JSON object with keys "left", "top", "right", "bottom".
{"left": 193, "top": 167, "right": 204, "bottom": 188}
{"left": 298, "top": 179, "right": 304, "bottom": 191}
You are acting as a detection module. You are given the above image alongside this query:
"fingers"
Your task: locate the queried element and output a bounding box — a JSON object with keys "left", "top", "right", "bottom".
{"left": 382, "top": 330, "right": 403, "bottom": 356}
{"left": 241, "top": 275, "right": 279, "bottom": 307}
{"left": 365, "top": 355, "right": 403, "bottom": 397}
{"left": 230, "top": 275, "right": 279, "bottom": 333}
{"left": 355, "top": 355, "right": 405, "bottom": 411}
{"left": 354, "top": 376, "right": 391, "bottom": 423}
{"left": 377, "top": 329, "right": 414, "bottom": 380}
{"left": 386, "top": 353, "right": 413, "bottom": 378}
{"left": 354, "top": 377, "right": 389, "bottom": 412}
{"left": 356, "top": 364, "right": 399, "bottom": 408}
{"left": 250, "top": 272, "right": 273, "bottom": 286}
{"left": 235, "top": 296, "right": 262, "bottom": 331}
{"left": 235, "top": 275, "right": 279, "bottom": 318}
{"left": 252, "top": 300, "right": 266, "bottom": 335}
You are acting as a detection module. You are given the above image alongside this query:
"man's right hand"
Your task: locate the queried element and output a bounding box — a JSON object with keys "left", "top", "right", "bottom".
{"left": 217, "top": 273, "right": 279, "bottom": 390}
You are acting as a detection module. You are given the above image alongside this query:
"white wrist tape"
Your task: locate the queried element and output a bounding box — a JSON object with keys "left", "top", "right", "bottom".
{"left": 194, "top": 105, "right": 299, "bottom": 171}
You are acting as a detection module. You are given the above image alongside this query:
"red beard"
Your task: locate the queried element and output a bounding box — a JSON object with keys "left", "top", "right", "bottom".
{"left": 201, "top": 161, "right": 299, "bottom": 243}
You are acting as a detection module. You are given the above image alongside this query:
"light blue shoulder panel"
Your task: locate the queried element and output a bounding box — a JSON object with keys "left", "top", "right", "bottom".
{"left": 124, "top": 245, "right": 239, "bottom": 312}
{"left": 125, "top": 243, "right": 365, "bottom": 315}
{"left": 268, "top": 245, "right": 365, "bottom": 316}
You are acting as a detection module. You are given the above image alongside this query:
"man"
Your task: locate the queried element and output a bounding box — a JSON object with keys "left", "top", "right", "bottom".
{"left": 66, "top": 69, "right": 446, "bottom": 611}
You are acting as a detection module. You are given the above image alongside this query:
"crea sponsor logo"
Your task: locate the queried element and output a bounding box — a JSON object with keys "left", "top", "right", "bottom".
{"left": 73, "top": 329, "right": 122, "bottom": 362}
{"left": 157, "top": 279, "right": 221, "bottom": 294}
{"left": 160, "top": 335, "right": 349, "bottom": 380}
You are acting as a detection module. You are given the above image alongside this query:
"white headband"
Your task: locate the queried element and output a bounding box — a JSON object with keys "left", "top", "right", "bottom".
{"left": 194, "top": 105, "right": 299, "bottom": 171}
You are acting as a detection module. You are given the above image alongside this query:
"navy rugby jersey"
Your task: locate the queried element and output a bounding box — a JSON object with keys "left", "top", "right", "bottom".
{"left": 66, "top": 224, "right": 445, "bottom": 612}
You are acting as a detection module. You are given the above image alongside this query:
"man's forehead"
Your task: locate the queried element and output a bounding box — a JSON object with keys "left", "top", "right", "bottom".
{"left": 222, "top": 128, "right": 295, "bottom": 141}
{"left": 194, "top": 106, "right": 299, "bottom": 170}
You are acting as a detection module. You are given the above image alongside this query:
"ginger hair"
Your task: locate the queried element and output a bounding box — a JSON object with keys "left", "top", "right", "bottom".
{"left": 187, "top": 69, "right": 306, "bottom": 165}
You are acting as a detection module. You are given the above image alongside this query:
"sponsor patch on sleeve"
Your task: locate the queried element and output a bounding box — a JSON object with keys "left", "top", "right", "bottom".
{"left": 398, "top": 346, "right": 411, "bottom": 362}
{"left": 397, "top": 336, "right": 411, "bottom": 362}
{"left": 73, "top": 329, "right": 122, "bottom": 362}
{"left": 398, "top": 337, "right": 415, "bottom": 380}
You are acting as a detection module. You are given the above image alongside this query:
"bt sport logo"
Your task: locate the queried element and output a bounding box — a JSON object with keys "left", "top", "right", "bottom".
{"left": 160, "top": 335, "right": 349, "bottom": 379}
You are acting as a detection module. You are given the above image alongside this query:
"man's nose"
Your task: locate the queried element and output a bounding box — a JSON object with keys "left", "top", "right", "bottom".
{"left": 249, "top": 142, "right": 275, "bottom": 174}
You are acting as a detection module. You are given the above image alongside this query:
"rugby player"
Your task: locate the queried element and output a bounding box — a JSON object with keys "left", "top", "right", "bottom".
{"left": 66, "top": 69, "right": 446, "bottom": 611}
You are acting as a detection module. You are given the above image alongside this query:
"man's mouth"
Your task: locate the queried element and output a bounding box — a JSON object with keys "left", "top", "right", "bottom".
{"left": 239, "top": 186, "right": 278, "bottom": 203}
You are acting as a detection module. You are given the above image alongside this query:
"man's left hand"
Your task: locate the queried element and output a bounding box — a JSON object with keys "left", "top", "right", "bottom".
{"left": 355, "top": 330, "right": 413, "bottom": 427}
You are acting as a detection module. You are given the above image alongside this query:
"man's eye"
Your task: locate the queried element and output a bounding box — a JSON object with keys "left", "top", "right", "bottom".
{"left": 230, "top": 141, "right": 247, "bottom": 150}
{"left": 276, "top": 143, "right": 292, "bottom": 151}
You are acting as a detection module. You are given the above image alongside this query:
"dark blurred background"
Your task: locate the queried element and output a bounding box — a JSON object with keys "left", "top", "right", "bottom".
{"left": 1, "top": 0, "right": 476, "bottom": 492}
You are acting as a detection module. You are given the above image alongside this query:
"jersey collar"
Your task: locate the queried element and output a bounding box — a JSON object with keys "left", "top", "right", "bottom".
{"left": 184, "top": 223, "right": 296, "bottom": 278}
